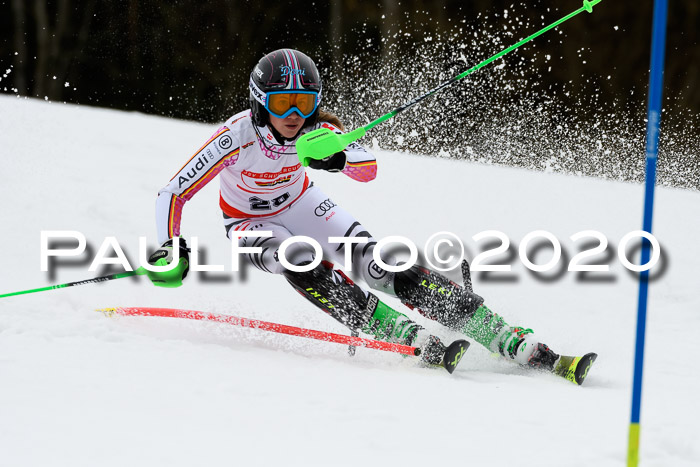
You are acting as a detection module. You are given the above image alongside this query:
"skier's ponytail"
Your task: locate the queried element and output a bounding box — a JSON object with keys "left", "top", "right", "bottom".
{"left": 317, "top": 110, "right": 345, "bottom": 131}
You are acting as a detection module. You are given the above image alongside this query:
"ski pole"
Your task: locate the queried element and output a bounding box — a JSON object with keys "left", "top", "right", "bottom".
{"left": 296, "top": 0, "right": 604, "bottom": 163}
{"left": 99, "top": 306, "right": 421, "bottom": 356}
{"left": 0, "top": 268, "right": 148, "bottom": 299}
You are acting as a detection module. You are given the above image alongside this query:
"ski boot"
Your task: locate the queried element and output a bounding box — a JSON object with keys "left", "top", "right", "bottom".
{"left": 362, "top": 298, "right": 469, "bottom": 374}
{"left": 527, "top": 339, "right": 598, "bottom": 385}
{"left": 527, "top": 342, "right": 560, "bottom": 371}
{"left": 498, "top": 326, "right": 539, "bottom": 365}
{"left": 499, "top": 326, "right": 598, "bottom": 385}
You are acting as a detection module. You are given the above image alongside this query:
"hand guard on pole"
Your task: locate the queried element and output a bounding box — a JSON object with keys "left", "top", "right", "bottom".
{"left": 146, "top": 237, "right": 190, "bottom": 288}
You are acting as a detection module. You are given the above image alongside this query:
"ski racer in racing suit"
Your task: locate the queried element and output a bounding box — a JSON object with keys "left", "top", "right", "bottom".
{"left": 149, "top": 48, "right": 595, "bottom": 381}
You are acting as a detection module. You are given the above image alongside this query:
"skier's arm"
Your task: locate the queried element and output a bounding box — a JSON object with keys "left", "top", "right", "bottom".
{"left": 309, "top": 122, "right": 377, "bottom": 182}
{"left": 156, "top": 126, "right": 240, "bottom": 243}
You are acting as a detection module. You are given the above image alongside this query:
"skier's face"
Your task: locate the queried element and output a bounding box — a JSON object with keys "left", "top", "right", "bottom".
{"left": 269, "top": 112, "right": 304, "bottom": 139}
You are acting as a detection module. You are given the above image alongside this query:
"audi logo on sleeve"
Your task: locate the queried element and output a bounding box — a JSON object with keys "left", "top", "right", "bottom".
{"left": 314, "top": 199, "right": 336, "bottom": 217}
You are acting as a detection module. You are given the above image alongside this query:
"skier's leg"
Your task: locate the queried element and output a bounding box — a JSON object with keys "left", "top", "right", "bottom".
{"left": 282, "top": 260, "right": 411, "bottom": 339}
{"left": 226, "top": 215, "right": 380, "bottom": 334}
{"left": 272, "top": 188, "right": 458, "bottom": 362}
{"left": 300, "top": 211, "right": 556, "bottom": 369}
{"left": 271, "top": 189, "right": 484, "bottom": 335}
{"left": 224, "top": 215, "right": 314, "bottom": 274}
{"left": 226, "top": 210, "right": 386, "bottom": 331}
{"left": 391, "top": 262, "right": 559, "bottom": 369}
{"left": 224, "top": 210, "right": 450, "bottom": 363}
{"left": 269, "top": 189, "right": 578, "bottom": 375}
{"left": 282, "top": 260, "right": 456, "bottom": 365}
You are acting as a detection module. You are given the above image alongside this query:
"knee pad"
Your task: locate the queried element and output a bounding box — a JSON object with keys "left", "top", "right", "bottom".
{"left": 352, "top": 241, "right": 400, "bottom": 293}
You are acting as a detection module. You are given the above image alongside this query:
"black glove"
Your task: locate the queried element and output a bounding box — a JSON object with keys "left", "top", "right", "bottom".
{"left": 308, "top": 151, "right": 346, "bottom": 172}
{"left": 148, "top": 237, "right": 191, "bottom": 283}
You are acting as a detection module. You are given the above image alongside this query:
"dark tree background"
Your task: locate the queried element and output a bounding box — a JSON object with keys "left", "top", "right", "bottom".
{"left": 1, "top": 0, "right": 698, "bottom": 188}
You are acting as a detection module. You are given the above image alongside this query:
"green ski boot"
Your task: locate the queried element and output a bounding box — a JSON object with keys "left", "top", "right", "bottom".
{"left": 363, "top": 296, "right": 469, "bottom": 374}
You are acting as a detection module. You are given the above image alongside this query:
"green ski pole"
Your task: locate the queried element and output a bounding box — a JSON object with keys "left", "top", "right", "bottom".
{"left": 0, "top": 267, "right": 148, "bottom": 299}
{"left": 297, "top": 0, "right": 603, "bottom": 164}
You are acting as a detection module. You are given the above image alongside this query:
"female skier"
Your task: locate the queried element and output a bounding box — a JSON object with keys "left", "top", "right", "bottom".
{"left": 149, "top": 48, "right": 595, "bottom": 381}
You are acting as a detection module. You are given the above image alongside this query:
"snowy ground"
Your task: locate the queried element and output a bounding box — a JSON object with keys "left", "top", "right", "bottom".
{"left": 1, "top": 96, "right": 698, "bottom": 467}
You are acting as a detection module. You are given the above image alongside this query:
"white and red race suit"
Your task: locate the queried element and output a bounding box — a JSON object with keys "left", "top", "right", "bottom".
{"left": 155, "top": 110, "right": 395, "bottom": 289}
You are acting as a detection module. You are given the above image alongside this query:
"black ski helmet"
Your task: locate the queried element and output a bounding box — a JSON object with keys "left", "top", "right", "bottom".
{"left": 249, "top": 49, "right": 322, "bottom": 127}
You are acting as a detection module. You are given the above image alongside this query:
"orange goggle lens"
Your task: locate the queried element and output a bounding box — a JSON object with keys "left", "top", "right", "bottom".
{"left": 266, "top": 92, "right": 318, "bottom": 118}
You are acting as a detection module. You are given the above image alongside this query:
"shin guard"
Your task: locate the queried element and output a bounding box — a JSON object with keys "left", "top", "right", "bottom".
{"left": 393, "top": 265, "right": 484, "bottom": 330}
{"left": 283, "top": 261, "right": 374, "bottom": 331}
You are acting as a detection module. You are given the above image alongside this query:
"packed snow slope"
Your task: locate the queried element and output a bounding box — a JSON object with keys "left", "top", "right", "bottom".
{"left": 1, "top": 96, "right": 698, "bottom": 467}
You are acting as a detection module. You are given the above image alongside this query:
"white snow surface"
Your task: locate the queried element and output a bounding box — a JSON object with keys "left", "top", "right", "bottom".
{"left": 1, "top": 96, "right": 699, "bottom": 467}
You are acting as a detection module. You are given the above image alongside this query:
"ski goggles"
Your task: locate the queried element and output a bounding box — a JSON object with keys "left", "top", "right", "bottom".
{"left": 265, "top": 91, "right": 319, "bottom": 119}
